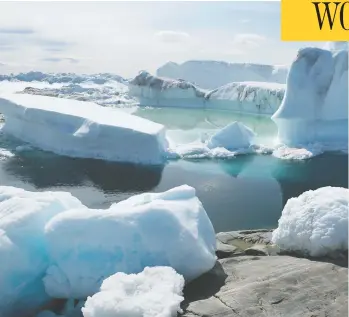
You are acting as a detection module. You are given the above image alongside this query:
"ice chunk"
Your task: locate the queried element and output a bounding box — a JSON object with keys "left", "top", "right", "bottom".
{"left": 157, "top": 61, "right": 288, "bottom": 89}
{"left": 272, "top": 47, "right": 348, "bottom": 147}
{"left": 205, "top": 81, "right": 285, "bottom": 115}
{"left": 272, "top": 187, "right": 348, "bottom": 256}
{"left": 43, "top": 185, "right": 216, "bottom": 299}
{"left": 207, "top": 121, "right": 255, "bottom": 150}
{"left": 0, "top": 94, "right": 168, "bottom": 164}
{"left": 82, "top": 266, "right": 184, "bottom": 317}
{"left": 0, "top": 186, "right": 84, "bottom": 317}
{"left": 128, "top": 71, "right": 207, "bottom": 108}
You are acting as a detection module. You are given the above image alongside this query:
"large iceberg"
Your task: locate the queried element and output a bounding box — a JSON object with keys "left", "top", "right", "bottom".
{"left": 0, "top": 94, "right": 168, "bottom": 164}
{"left": 82, "top": 267, "right": 184, "bottom": 317}
{"left": 272, "top": 46, "right": 348, "bottom": 147}
{"left": 128, "top": 71, "right": 207, "bottom": 108}
{"left": 43, "top": 185, "right": 216, "bottom": 299}
{"left": 129, "top": 71, "right": 285, "bottom": 115}
{"left": 206, "top": 81, "right": 285, "bottom": 115}
{"left": 0, "top": 187, "right": 84, "bottom": 317}
{"left": 272, "top": 187, "right": 348, "bottom": 257}
{"left": 157, "top": 60, "right": 288, "bottom": 89}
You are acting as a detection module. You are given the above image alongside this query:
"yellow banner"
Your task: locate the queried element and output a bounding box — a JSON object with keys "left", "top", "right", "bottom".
{"left": 281, "top": 0, "right": 349, "bottom": 40}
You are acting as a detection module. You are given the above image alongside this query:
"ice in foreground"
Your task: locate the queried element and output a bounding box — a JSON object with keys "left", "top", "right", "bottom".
{"left": 82, "top": 267, "right": 184, "bottom": 317}
{"left": 0, "top": 187, "right": 84, "bottom": 317}
{"left": 44, "top": 185, "right": 216, "bottom": 299}
{"left": 272, "top": 47, "right": 348, "bottom": 148}
{"left": 0, "top": 94, "right": 168, "bottom": 164}
{"left": 272, "top": 187, "right": 348, "bottom": 257}
{"left": 0, "top": 185, "right": 215, "bottom": 316}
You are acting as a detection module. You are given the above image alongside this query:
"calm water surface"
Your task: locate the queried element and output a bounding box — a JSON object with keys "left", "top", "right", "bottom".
{"left": 0, "top": 107, "right": 347, "bottom": 232}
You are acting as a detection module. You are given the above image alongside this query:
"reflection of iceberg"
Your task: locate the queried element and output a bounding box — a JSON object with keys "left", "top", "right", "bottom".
{"left": 3, "top": 149, "right": 163, "bottom": 192}
{"left": 272, "top": 47, "right": 348, "bottom": 147}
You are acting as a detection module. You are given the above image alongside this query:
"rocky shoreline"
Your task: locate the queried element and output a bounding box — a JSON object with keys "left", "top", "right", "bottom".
{"left": 181, "top": 229, "right": 348, "bottom": 317}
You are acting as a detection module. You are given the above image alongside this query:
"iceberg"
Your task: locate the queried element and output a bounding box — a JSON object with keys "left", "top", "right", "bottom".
{"left": 206, "top": 81, "right": 285, "bottom": 115}
{"left": 82, "top": 267, "right": 184, "bottom": 317}
{"left": 0, "top": 94, "right": 168, "bottom": 164}
{"left": 207, "top": 121, "right": 255, "bottom": 150}
{"left": 43, "top": 185, "right": 216, "bottom": 299}
{"left": 129, "top": 71, "right": 285, "bottom": 115}
{"left": 272, "top": 187, "right": 348, "bottom": 257}
{"left": 157, "top": 60, "right": 288, "bottom": 89}
{"left": 128, "top": 71, "right": 207, "bottom": 108}
{"left": 272, "top": 46, "right": 348, "bottom": 147}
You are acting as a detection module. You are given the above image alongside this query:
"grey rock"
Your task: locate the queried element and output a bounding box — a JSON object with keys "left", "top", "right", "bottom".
{"left": 182, "top": 255, "right": 348, "bottom": 317}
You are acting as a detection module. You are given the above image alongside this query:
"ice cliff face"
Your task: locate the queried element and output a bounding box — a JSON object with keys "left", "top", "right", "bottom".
{"left": 157, "top": 60, "right": 288, "bottom": 89}
{"left": 272, "top": 46, "right": 348, "bottom": 146}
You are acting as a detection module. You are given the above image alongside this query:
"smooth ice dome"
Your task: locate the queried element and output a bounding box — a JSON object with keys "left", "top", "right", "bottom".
{"left": 207, "top": 121, "right": 255, "bottom": 150}
{"left": 82, "top": 266, "right": 184, "bottom": 317}
{"left": 272, "top": 187, "right": 348, "bottom": 257}
{"left": 272, "top": 47, "right": 348, "bottom": 147}
{"left": 0, "top": 187, "right": 83, "bottom": 317}
{"left": 157, "top": 60, "right": 288, "bottom": 89}
{"left": 0, "top": 93, "right": 168, "bottom": 164}
{"left": 43, "top": 185, "right": 216, "bottom": 299}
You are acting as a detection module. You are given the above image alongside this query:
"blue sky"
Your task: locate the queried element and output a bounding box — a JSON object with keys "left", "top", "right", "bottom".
{"left": 0, "top": 1, "right": 325, "bottom": 77}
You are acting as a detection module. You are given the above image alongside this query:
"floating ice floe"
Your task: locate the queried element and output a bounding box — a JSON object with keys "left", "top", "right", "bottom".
{"left": 272, "top": 187, "right": 348, "bottom": 257}
{"left": 272, "top": 46, "right": 348, "bottom": 155}
{"left": 82, "top": 267, "right": 184, "bottom": 317}
{"left": 0, "top": 94, "right": 169, "bottom": 165}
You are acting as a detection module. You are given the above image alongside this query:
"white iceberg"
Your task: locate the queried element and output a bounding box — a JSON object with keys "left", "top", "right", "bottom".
{"left": 43, "top": 185, "right": 216, "bottom": 299}
{"left": 129, "top": 71, "right": 285, "bottom": 115}
{"left": 82, "top": 266, "right": 184, "bottom": 317}
{"left": 272, "top": 187, "right": 348, "bottom": 257}
{"left": 206, "top": 81, "right": 285, "bottom": 115}
{"left": 207, "top": 121, "right": 255, "bottom": 150}
{"left": 128, "top": 71, "right": 207, "bottom": 108}
{"left": 157, "top": 61, "right": 288, "bottom": 89}
{"left": 0, "top": 187, "right": 83, "bottom": 317}
{"left": 0, "top": 94, "right": 168, "bottom": 164}
{"left": 272, "top": 47, "right": 348, "bottom": 148}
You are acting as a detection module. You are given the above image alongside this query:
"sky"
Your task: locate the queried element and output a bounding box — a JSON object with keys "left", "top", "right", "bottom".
{"left": 0, "top": 1, "right": 325, "bottom": 78}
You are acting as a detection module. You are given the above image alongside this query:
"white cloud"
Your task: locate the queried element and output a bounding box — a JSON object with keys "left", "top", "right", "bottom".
{"left": 154, "top": 31, "right": 190, "bottom": 43}
{"left": 232, "top": 33, "right": 266, "bottom": 50}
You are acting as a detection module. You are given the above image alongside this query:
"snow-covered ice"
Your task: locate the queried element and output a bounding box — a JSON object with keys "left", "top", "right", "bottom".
{"left": 272, "top": 187, "right": 348, "bottom": 257}
{"left": 0, "top": 94, "right": 168, "bottom": 164}
{"left": 0, "top": 187, "right": 83, "bottom": 317}
{"left": 272, "top": 46, "right": 348, "bottom": 151}
{"left": 43, "top": 185, "right": 216, "bottom": 299}
{"left": 128, "top": 71, "right": 207, "bottom": 108}
{"left": 129, "top": 71, "right": 285, "bottom": 115}
{"left": 207, "top": 121, "right": 255, "bottom": 150}
{"left": 157, "top": 61, "right": 288, "bottom": 89}
{"left": 82, "top": 267, "right": 184, "bottom": 317}
{"left": 206, "top": 81, "right": 285, "bottom": 115}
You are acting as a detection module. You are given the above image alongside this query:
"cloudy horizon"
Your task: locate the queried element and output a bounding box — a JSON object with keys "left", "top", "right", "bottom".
{"left": 0, "top": 1, "right": 325, "bottom": 78}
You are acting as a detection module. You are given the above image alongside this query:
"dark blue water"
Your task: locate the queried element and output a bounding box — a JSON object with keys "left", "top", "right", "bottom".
{"left": 0, "top": 145, "right": 347, "bottom": 232}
